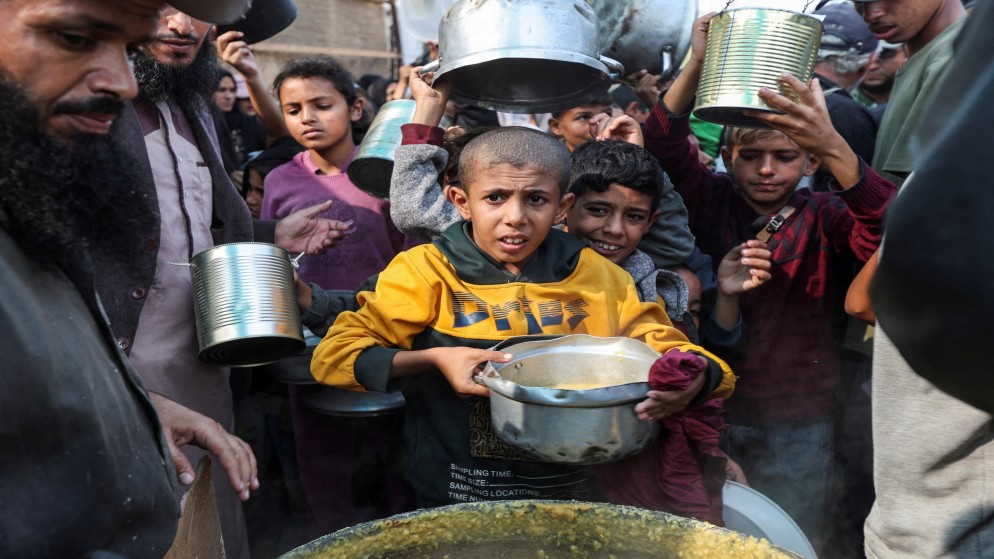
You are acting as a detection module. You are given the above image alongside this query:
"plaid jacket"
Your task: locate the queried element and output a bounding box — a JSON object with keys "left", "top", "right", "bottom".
{"left": 643, "top": 103, "right": 895, "bottom": 423}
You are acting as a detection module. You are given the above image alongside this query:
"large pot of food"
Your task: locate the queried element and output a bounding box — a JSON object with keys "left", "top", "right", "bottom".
{"left": 475, "top": 335, "right": 660, "bottom": 465}
{"left": 422, "top": 0, "right": 623, "bottom": 113}
{"left": 279, "top": 500, "right": 801, "bottom": 558}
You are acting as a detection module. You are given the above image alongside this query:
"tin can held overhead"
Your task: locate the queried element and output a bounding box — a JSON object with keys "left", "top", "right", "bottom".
{"left": 694, "top": 8, "right": 823, "bottom": 129}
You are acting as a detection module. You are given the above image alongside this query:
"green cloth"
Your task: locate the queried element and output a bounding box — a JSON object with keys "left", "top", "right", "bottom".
{"left": 689, "top": 114, "right": 723, "bottom": 158}
{"left": 872, "top": 18, "right": 966, "bottom": 188}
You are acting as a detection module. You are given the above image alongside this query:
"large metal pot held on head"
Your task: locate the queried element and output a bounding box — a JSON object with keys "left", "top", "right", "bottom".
{"left": 476, "top": 334, "right": 660, "bottom": 465}
{"left": 422, "top": 0, "right": 623, "bottom": 114}
{"left": 589, "top": 0, "right": 697, "bottom": 81}
{"left": 190, "top": 242, "right": 304, "bottom": 367}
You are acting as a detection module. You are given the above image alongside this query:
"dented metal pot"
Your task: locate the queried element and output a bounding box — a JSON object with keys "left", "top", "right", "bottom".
{"left": 476, "top": 335, "right": 660, "bottom": 465}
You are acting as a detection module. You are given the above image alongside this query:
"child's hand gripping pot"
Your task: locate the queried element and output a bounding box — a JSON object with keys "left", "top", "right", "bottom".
{"left": 634, "top": 350, "right": 710, "bottom": 421}
{"left": 409, "top": 65, "right": 453, "bottom": 128}
{"left": 391, "top": 346, "right": 514, "bottom": 398}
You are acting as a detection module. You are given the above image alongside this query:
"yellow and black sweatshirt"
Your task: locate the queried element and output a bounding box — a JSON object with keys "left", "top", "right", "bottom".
{"left": 312, "top": 222, "right": 734, "bottom": 506}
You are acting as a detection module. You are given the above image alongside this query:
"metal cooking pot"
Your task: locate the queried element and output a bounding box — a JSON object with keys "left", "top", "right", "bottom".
{"left": 279, "top": 500, "right": 802, "bottom": 558}
{"left": 422, "top": 0, "right": 623, "bottom": 113}
{"left": 589, "top": 0, "right": 696, "bottom": 80}
{"left": 190, "top": 242, "right": 304, "bottom": 367}
{"left": 476, "top": 335, "right": 660, "bottom": 465}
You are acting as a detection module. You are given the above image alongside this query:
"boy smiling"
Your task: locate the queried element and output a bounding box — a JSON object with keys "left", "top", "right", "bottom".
{"left": 312, "top": 126, "right": 735, "bottom": 508}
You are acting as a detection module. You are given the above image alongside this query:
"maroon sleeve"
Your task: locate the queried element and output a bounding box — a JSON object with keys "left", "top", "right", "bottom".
{"left": 642, "top": 101, "right": 737, "bottom": 238}
{"left": 401, "top": 123, "right": 444, "bottom": 147}
{"left": 829, "top": 159, "right": 897, "bottom": 261}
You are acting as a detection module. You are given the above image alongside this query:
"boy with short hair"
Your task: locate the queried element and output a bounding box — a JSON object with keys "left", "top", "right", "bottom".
{"left": 311, "top": 126, "right": 735, "bottom": 507}
{"left": 641, "top": 14, "right": 896, "bottom": 552}
{"left": 546, "top": 92, "right": 614, "bottom": 152}
{"left": 566, "top": 138, "right": 694, "bottom": 334}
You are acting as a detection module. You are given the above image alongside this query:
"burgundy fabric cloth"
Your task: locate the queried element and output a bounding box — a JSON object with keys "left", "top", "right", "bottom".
{"left": 596, "top": 350, "right": 727, "bottom": 525}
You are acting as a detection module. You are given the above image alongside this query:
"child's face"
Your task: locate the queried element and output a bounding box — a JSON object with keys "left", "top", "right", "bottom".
{"left": 721, "top": 134, "right": 819, "bottom": 214}
{"left": 451, "top": 163, "right": 574, "bottom": 276}
{"left": 566, "top": 183, "right": 659, "bottom": 265}
{"left": 279, "top": 76, "right": 362, "bottom": 154}
{"left": 243, "top": 167, "right": 264, "bottom": 220}
{"left": 548, "top": 103, "right": 613, "bottom": 151}
{"left": 214, "top": 76, "right": 236, "bottom": 113}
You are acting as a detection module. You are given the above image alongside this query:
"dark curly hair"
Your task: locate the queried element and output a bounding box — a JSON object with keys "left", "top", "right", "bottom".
{"left": 568, "top": 139, "right": 664, "bottom": 210}
{"left": 273, "top": 56, "right": 362, "bottom": 144}
{"left": 272, "top": 55, "right": 358, "bottom": 106}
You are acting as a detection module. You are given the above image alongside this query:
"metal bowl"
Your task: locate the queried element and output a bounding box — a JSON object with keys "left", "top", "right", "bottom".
{"left": 476, "top": 335, "right": 660, "bottom": 465}
{"left": 280, "top": 500, "right": 802, "bottom": 558}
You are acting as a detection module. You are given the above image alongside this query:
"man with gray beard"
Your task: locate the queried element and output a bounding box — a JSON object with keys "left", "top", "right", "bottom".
{"left": 94, "top": 7, "right": 349, "bottom": 558}
{"left": 0, "top": 0, "right": 260, "bottom": 556}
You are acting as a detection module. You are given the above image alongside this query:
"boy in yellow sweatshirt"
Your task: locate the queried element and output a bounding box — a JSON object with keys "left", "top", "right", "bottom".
{"left": 312, "top": 126, "right": 734, "bottom": 507}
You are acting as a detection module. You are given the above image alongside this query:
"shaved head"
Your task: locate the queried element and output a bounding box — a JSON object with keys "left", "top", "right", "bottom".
{"left": 459, "top": 127, "right": 572, "bottom": 195}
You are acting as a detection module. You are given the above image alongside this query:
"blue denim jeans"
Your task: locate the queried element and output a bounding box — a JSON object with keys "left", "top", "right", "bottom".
{"left": 724, "top": 419, "right": 833, "bottom": 554}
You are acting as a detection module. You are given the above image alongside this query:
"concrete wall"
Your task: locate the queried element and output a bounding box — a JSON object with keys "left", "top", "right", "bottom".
{"left": 248, "top": 0, "right": 399, "bottom": 91}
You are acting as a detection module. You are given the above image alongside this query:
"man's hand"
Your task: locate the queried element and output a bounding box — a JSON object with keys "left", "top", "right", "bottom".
{"left": 590, "top": 114, "right": 644, "bottom": 146}
{"left": 428, "top": 347, "right": 513, "bottom": 398}
{"left": 148, "top": 393, "right": 259, "bottom": 501}
{"left": 274, "top": 200, "right": 351, "bottom": 254}
{"left": 216, "top": 30, "right": 259, "bottom": 79}
{"left": 717, "top": 240, "right": 772, "bottom": 297}
{"left": 634, "top": 369, "right": 706, "bottom": 420}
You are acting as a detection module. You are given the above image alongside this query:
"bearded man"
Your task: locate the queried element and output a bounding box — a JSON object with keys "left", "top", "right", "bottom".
{"left": 92, "top": 7, "right": 348, "bottom": 559}
{"left": 0, "top": 0, "right": 259, "bottom": 556}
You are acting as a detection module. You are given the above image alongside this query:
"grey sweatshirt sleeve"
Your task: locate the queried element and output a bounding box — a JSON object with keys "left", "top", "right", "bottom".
{"left": 637, "top": 172, "right": 697, "bottom": 270}
{"left": 388, "top": 143, "right": 462, "bottom": 241}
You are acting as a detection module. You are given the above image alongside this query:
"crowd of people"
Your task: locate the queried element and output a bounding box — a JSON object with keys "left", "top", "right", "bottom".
{"left": 1, "top": 0, "right": 989, "bottom": 558}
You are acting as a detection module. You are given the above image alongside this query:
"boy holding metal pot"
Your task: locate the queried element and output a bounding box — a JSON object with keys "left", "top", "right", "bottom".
{"left": 310, "top": 124, "right": 736, "bottom": 508}
{"left": 641, "top": 12, "right": 896, "bottom": 553}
